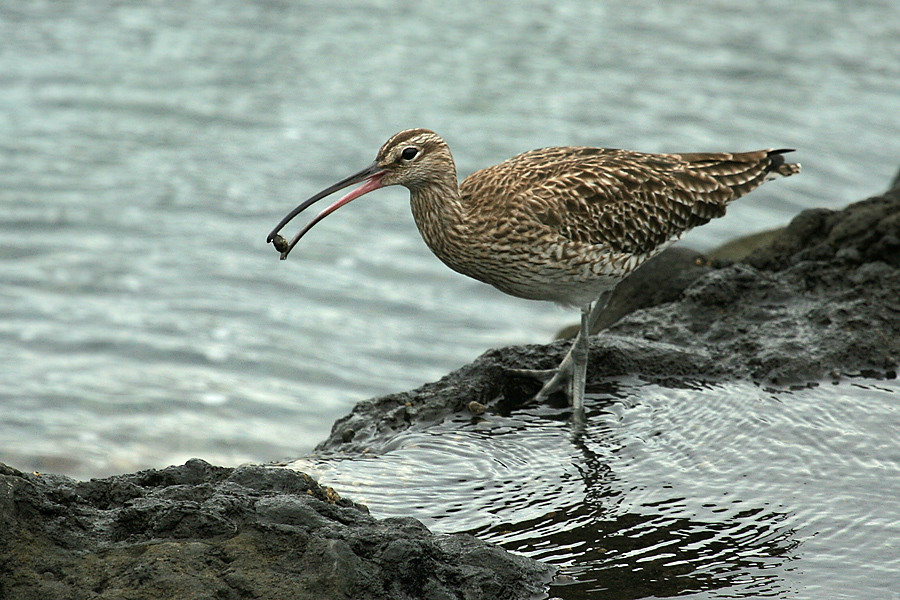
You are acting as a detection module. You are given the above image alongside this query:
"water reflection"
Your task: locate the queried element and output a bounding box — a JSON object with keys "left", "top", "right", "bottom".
{"left": 466, "top": 397, "right": 799, "bottom": 598}
{"left": 479, "top": 494, "right": 798, "bottom": 599}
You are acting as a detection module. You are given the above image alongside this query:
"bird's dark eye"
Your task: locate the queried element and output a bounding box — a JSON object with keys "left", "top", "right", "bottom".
{"left": 401, "top": 147, "right": 418, "bottom": 160}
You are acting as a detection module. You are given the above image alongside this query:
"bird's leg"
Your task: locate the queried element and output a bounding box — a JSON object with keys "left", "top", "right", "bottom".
{"left": 568, "top": 303, "right": 591, "bottom": 416}
{"left": 530, "top": 290, "right": 612, "bottom": 404}
{"left": 534, "top": 304, "right": 590, "bottom": 405}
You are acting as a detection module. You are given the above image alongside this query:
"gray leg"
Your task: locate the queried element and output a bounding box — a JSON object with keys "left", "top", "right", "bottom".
{"left": 568, "top": 304, "right": 591, "bottom": 417}
{"left": 532, "top": 290, "right": 613, "bottom": 406}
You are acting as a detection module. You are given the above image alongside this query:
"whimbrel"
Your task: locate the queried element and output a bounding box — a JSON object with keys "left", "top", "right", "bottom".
{"left": 267, "top": 129, "right": 800, "bottom": 417}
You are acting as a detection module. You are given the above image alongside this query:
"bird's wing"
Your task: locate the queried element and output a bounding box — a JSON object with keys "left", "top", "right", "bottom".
{"left": 461, "top": 146, "right": 781, "bottom": 255}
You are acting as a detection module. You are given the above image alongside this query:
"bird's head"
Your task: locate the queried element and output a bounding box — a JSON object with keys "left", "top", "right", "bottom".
{"left": 267, "top": 128, "right": 454, "bottom": 259}
{"left": 375, "top": 128, "right": 454, "bottom": 190}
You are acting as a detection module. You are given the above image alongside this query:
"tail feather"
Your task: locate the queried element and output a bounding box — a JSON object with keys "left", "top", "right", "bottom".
{"left": 767, "top": 149, "right": 801, "bottom": 178}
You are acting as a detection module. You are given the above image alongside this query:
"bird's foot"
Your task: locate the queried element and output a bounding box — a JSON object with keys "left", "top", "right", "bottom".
{"left": 505, "top": 366, "right": 571, "bottom": 402}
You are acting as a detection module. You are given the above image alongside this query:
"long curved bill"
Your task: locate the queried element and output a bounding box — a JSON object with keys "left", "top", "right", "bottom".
{"left": 267, "top": 162, "right": 387, "bottom": 260}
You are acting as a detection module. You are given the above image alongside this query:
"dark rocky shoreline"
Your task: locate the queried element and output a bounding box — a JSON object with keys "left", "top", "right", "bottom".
{"left": 2, "top": 175, "right": 899, "bottom": 599}
{"left": 0, "top": 460, "right": 553, "bottom": 600}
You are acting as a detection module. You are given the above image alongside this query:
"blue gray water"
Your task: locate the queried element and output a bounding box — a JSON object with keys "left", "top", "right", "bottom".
{"left": 1, "top": 1, "right": 899, "bottom": 597}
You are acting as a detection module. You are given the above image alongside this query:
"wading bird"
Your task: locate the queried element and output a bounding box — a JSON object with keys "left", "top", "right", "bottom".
{"left": 267, "top": 129, "right": 799, "bottom": 417}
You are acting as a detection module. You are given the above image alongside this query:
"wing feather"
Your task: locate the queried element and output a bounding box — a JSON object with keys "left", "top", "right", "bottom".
{"left": 460, "top": 146, "right": 794, "bottom": 255}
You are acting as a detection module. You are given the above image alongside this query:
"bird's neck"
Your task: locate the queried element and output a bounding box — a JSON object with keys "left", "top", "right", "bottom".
{"left": 408, "top": 172, "right": 469, "bottom": 266}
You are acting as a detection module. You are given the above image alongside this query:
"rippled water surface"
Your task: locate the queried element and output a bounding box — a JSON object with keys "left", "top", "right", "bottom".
{"left": 291, "top": 380, "right": 900, "bottom": 599}
{"left": 2, "top": 2, "right": 899, "bottom": 596}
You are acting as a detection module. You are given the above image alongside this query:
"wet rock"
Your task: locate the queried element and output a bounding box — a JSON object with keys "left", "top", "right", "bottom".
{"left": 318, "top": 173, "right": 900, "bottom": 452}
{"left": 0, "top": 460, "right": 553, "bottom": 600}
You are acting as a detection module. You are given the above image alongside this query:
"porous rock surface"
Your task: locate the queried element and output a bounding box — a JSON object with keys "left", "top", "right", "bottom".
{"left": 0, "top": 459, "right": 553, "bottom": 600}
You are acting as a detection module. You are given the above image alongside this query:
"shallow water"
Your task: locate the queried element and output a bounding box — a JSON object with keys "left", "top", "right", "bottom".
{"left": 290, "top": 379, "right": 900, "bottom": 599}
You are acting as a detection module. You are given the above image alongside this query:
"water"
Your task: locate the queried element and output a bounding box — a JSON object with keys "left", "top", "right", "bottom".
{"left": 291, "top": 379, "right": 900, "bottom": 599}
{"left": 1, "top": 1, "right": 899, "bottom": 596}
